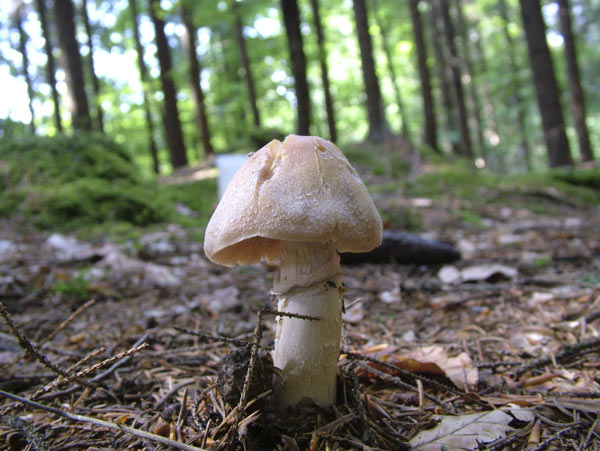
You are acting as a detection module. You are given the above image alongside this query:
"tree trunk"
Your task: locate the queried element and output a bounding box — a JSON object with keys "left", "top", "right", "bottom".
{"left": 310, "top": 0, "right": 337, "bottom": 142}
{"left": 14, "top": 2, "right": 36, "bottom": 134}
{"left": 454, "top": 0, "right": 485, "bottom": 157}
{"left": 149, "top": 0, "right": 188, "bottom": 169}
{"left": 558, "top": 0, "right": 594, "bottom": 162}
{"left": 54, "top": 0, "right": 91, "bottom": 131}
{"left": 429, "top": 2, "right": 459, "bottom": 154}
{"left": 181, "top": 4, "right": 214, "bottom": 160}
{"left": 519, "top": 0, "right": 573, "bottom": 167}
{"left": 232, "top": 1, "right": 261, "bottom": 128}
{"left": 352, "top": 0, "right": 389, "bottom": 143}
{"left": 498, "top": 0, "right": 531, "bottom": 171}
{"left": 280, "top": 0, "right": 311, "bottom": 135}
{"left": 373, "top": 0, "right": 410, "bottom": 140}
{"left": 409, "top": 0, "right": 438, "bottom": 152}
{"left": 439, "top": 0, "right": 472, "bottom": 158}
{"left": 35, "top": 0, "right": 62, "bottom": 132}
{"left": 81, "top": 0, "right": 104, "bottom": 132}
{"left": 130, "top": 0, "right": 160, "bottom": 174}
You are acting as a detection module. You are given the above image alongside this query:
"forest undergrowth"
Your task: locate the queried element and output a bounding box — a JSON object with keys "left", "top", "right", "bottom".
{"left": 1, "top": 138, "right": 599, "bottom": 449}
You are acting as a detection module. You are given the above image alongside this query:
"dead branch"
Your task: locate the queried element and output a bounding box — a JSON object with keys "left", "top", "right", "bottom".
{"left": 0, "top": 300, "right": 95, "bottom": 390}
{"left": 0, "top": 389, "right": 205, "bottom": 451}
{"left": 514, "top": 336, "right": 600, "bottom": 378}
{"left": 39, "top": 299, "right": 96, "bottom": 346}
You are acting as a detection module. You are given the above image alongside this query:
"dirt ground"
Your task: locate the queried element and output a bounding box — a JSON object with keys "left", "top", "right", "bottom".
{"left": 1, "top": 183, "right": 599, "bottom": 449}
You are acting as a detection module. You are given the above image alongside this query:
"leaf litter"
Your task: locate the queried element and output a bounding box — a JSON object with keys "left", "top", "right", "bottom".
{"left": 0, "top": 185, "right": 599, "bottom": 450}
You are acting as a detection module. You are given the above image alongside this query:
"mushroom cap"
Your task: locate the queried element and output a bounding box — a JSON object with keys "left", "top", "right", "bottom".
{"left": 204, "top": 135, "right": 383, "bottom": 266}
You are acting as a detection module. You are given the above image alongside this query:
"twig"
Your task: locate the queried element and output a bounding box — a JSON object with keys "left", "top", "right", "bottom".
{"left": 234, "top": 309, "right": 265, "bottom": 432}
{"left": 32, "top": 347, "right": 106, "bottom": 400}
{"left": 0, "top": 301, "right": 95, "bottom": 390}
{"left": 354, "top": 361, "right": 448, "bottom": 410}
{"left": 0, "top": 389, "right": 205, "bottom": 451}
{"left": 174, "top": 327, "right": 249, "bottom": 347}
{"left": 155, "top": 380, "right": 196, "bottom": 410}
{"left": 530, "top": 424, "right": 580, "bottom": 451}
{"left": 345, "top": 350, "right": 488, "bottom": 408}
{"left": 514, "top": 336, "right": 600, "bottom": 378}
{"left": 39, "top": 299, "right": 96, "bottom": 346}
{"left": 38, "top": 335, "right": 149, "bottom": 401}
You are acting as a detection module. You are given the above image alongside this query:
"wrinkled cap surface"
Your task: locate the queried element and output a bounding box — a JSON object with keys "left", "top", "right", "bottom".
{"left": 204, "top": 135, "right": 383, "bottom": 266}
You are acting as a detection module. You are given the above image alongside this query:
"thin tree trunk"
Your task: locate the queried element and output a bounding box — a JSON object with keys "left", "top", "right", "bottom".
{"left": 409, "top": 0, "right": 438, "bottom": 152}
{"left": 429, "top": 2, "right": 459, "bottom": 154}
{"left": 558, "top": 0, "right": 594, "bottom": 162}
{"left": 498, "top": 0, "right": 530, "bottom": 171}
{"left": 149, "top": 0, "right": 188, "bottom": 168}
{"left": 373, "top": 0, "right": 410, "bottom": 140}
{"left": 130, "top": 0, "right": 160, "bottom": 174}
{"left": 439, "top": 0, "right": 472, "bottom": 158}
{"left": 310, "top": 0, "right": 337, "bottom": 142}
{"left": 181, "top": 3, "right": 214, "bottom": 160}
{"left": 352, "top": 0, "right": 389, "bottom": 143}
{"left": 281, "top": 0, "right": 311, "bottom": 135}
{"left": 519, "top": 0, "right": 573, "bottom": 167}
{"left": 454, "top": 0, "right": 484, "bottom": 157}
{"left": 81, "top": 0, "right": 104, "bottom": 132}
{"left": 35, "top": 0, "right": 62, "bottom": 132}
{"left": 54, "top": 0, "right": 91, "bottom": 131}
{"left": 232, "top": 1, "right": 261, "bottom": 128}
{"left": 14, "top": 2, "right": 36, "bottom": 134}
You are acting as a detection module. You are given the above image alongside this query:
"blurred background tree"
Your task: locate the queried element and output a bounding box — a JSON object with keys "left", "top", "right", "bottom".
{"left": 0, "top": 0, "right": 597, "bottom": 174}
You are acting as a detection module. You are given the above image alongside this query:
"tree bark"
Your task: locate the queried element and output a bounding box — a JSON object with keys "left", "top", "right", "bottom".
{"left": 373, "top": 0, "right": 410, "bottom": 140}
{"left": 149, "top": 0, "right": 188, "bottom": 168}
{"left": 439, "top": 0, "right": 472, "bottom": 158}
{"left": 54, "top": 0, "right": 91, "bottom": 131}
{"left": 519, "top": 0, "right": 573, "bottom": 167}
{"left": 557, "top": 0, "right": 594, "bottom": 162}
{"left": 130, "top": 0, "right": 160, "bottom": 174}
{"left": 81, "top": 0, "right": 104, "bottom": 132}
{"left": 14, "top": 2, "right": 36, "bottom": 134}
{"left": 429, "top": 2, "right": 459, "bottom": 154}
{"left": 232, "top": 1, "right": 261, "bottom": 128}
{"left": 181, "top": 3, "right": 214, "bottom": 160}
{"left": 310, "top": 0, "right": 337, "bottom": 142}
{"left": 454, "top": 0, "right": 484, "bottom": 157}
{"left": 280, "top": 0, "right": 311, "bottom": 135}
{"left": 498, "top": 0, "right": 531, "bottom": 170}
{"left": 409, "top": 0, "right": 438, "bottom": 151}
{"left": 35, "top": 0, "right": 62, "bottom": 132}
{"left": 352, "top": 0, "right": 389, "bottom": 143}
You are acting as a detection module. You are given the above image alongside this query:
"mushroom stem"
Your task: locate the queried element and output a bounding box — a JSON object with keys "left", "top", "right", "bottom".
{"left": 272, "top": 241, "right": 344, "bottom": 408}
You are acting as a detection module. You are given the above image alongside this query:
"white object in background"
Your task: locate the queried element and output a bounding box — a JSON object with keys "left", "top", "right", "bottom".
{"left": 215, "top": 154, "right": 248, "bottom": 198}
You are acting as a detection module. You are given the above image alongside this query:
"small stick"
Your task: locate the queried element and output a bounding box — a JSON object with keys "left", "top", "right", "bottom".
{"left": 355, "top": 361, "right": 447, "bottom": 410}
{"left": 38, "top": 336, "right": 149, "bottom": 401}
{"left": 38, "top": 299, "right": 96, "bottom": 346}
{"left": 345, "top": 350, "right": 488, "bottom": 409}
{"left": 32, "top": 347, "right": 106, "bottom": 400}
{"left": 0, "top": 301, "right": 95, "bottom": 390}
{"left": 514, "top": 336, "right": 600, "bottom": 378}
{"left": 174, "top": 327, "right": 249, "bottom": 347}
{"left": 531, "top": 425, "right": 580, "bottom": 451}
{"left": 0, "top": 389, "right": 205, "bottom": 451}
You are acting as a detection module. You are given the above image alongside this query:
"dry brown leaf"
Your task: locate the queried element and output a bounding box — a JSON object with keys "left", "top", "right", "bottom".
{"left": 408, "top": 410, "right": 515, "bottom": 450}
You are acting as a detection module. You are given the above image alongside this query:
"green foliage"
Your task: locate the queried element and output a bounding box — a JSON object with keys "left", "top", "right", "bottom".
{"left": 552, "top": 166, "right": 600, "bottom": 189}
{"left": 0, "top": 133, "right": 172, "bottom": 233}
{"left": 52, "top": 273, "right": 90, "bottom": 302}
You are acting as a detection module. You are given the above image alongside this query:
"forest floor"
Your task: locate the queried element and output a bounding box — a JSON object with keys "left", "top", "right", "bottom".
{"left": 1, "top": 158, "right": 599, "bottom": 450}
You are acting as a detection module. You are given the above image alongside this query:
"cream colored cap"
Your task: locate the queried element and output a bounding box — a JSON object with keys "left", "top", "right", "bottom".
{"left": 204, "top": 135, "right": 382, "bottom": 266}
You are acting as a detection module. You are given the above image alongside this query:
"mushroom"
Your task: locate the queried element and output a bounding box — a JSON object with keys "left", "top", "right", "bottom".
{"left": 204, "top": 135, "right": 382, "bottom": 408}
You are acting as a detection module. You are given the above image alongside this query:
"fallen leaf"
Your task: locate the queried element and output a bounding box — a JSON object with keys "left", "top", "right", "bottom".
{"left": 409, "top": 410, "right": 514, "bottom": 450}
